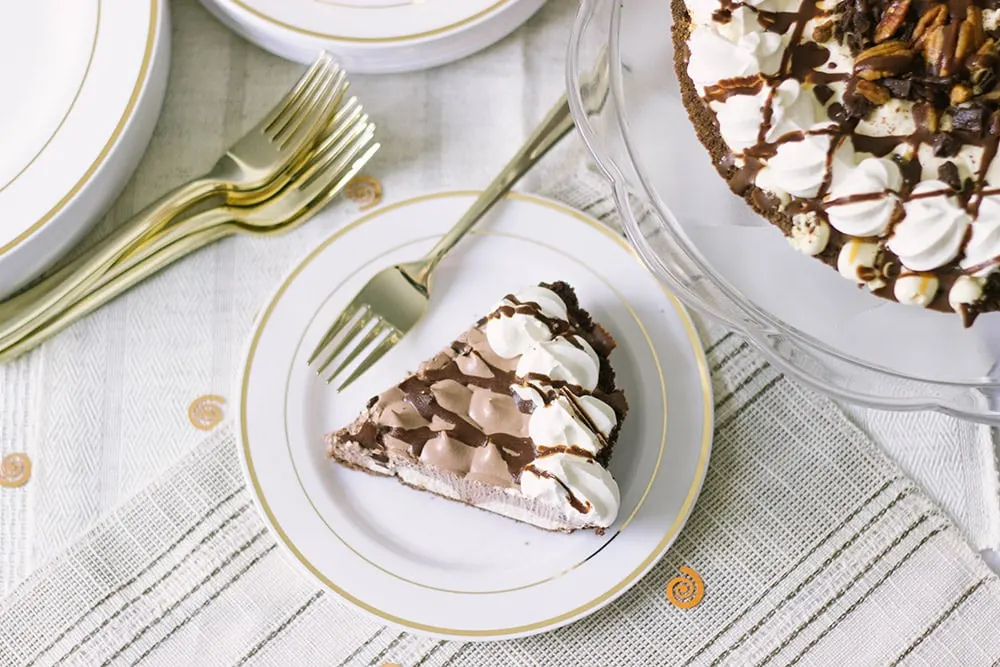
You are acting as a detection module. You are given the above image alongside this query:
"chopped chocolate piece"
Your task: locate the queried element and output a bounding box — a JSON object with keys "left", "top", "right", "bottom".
{"left": 932, "top": 132, "right": 962, "bottom": 156}
{"left": 938, "top": 161, "right": 962, "bottom": 190}
{"left": 828, "top": 102, "right": 850, "bottom": 123}
{"left": 882, "top": 77, "right": 913, "bottom": 97}
{"left": 990, "top": 110, "right": 1000, "bottom": 135}
{"left": 953, "top": 104, "right": 986, "bottom": 134}
{"left": 814, "top": 84, "right": 835, "bottom": 105}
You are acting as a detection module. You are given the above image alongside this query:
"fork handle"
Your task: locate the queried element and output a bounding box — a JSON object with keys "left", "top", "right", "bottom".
{"left": 0, "top": 223, "right": 237, "bottom": 363}
{"left": 0, "top": 177, "right": 222, "bottom": 337}
{"left": 409, "top": 95, "right": 576, "bottom": 285}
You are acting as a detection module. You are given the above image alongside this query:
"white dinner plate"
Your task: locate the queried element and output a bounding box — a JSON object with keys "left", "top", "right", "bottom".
{"left": 201, "top": 0, "right": 545, "bottom": 73}
{"left": 238, "top": 191, "right": 713, "bottom": 640}
{"left": 0, "top": 0, "right": 170, "bottom": 297}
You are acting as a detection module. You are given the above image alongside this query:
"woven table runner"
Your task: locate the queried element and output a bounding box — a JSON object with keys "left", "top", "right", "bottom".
{"left": 2, "top": 322, "right": 999, "bottom": 666}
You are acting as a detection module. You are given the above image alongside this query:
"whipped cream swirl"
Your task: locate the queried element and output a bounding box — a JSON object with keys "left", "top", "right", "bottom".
{"left": 889, "top": 181, "right": 971, "bottom": 272}
{"left": 516, "top": 336, "right": 601, "bottom": 392}
{"left": 521, "top": 453, "right": 621, "bottom": 528}
{"left": 756, "top": 132, "right": 835, "bottom": 199}
{"left": 686, "top": 13, "right": 784, "bottom": 87}
{"left": 526, "top": 393, "right": 617, "bottom": 457}
{"left": 485, "top": 285, "right": 568, "bottom": 358}
{"left": 712, "top": 79, "right": 823, "bottom": 154}
{"left": 487, "top": 284, "right": 620, "bottom": 527}
{"left": 961, "top": 196, "right": 1000, "bottom": 277}
{"left": 825, "top": 157, "right": 902, "bottom": 237}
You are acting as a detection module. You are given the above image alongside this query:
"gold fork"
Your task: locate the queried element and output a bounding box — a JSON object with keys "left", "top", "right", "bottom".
{"left": 0, "top": 109, "right": 379, "bottom": 363}
{"left": 0, "top": 52, "right": 346, "bottom": 337}
{"left": 306, "top": 58, "right": 610, "bottom": 391}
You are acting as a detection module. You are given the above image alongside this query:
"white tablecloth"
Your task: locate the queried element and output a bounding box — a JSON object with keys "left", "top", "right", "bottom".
{"left": 0, "top": 0, "right": 998, "bottom": 603}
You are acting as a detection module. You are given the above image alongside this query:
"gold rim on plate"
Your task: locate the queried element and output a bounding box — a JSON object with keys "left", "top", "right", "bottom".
{"left": 0, "top": 2, "right": 100, "bottom": 197}
{"left": 239, "top": 191, "right": 713, "bottom": 637}
{"left": 279, "top": 228, "right": 667, "bottom": 595}
{"left": 229, "top": 0, "right": 513, "bottom": 44}
{"left": 0, "top": 0, "right": 160, "bottom": 256}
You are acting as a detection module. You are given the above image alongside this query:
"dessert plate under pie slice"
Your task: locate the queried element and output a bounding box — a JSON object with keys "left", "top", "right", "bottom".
{"left": 238, "top": 191, "right": 713, "bottom": 640}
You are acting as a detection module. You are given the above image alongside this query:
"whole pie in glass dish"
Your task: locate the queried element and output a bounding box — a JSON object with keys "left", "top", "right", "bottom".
{"left": 671, "top": 0, "right": 1000, "bottom": 327}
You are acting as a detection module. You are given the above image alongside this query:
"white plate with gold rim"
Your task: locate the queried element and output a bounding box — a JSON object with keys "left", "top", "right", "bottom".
{"left": 199, "top": 0, "right": 545, "bottom": 73}
{"left": 0, "top": 0, "right": 170, "bottom": 298}
{"left": 238, "top": 191, "right": 713, "bottom": 640}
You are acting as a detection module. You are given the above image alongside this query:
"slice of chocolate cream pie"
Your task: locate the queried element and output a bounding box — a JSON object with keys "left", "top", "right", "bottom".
{"left": 325, "top": 281, "right": 628, "bottom": 533}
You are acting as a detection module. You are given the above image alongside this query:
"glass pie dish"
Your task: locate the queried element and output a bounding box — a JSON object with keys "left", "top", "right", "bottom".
{"left": 566, "top": 0, "right": 1000, "bottom": 424}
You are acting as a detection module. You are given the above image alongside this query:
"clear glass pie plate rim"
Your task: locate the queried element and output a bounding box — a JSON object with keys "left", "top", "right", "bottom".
{"left": 565, "top": 0, "right": 1000, "bottom": 424}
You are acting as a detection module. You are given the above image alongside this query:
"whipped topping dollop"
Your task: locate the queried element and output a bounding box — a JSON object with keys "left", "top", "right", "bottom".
{"left": 837, "top": 239, "right": 885, "bottom": 290}
{"left": 516, "top": 336, "right": 601, "bottom": 392}
{"left": 527, "top": 394, "right": 617, "bottom": 457}
{"left": 686, "top": 15, "right": 784, "bottom": 87}
{"left": 521, "top": 453, "right": 621, "bottom": 527}
{"left": 825, "top": 157, "right": 902, "bottom": 237}
{"left": 485, "top": 285, "right": 568, "bottom": 358}
{"left": 788, "top": 211, "right": 830, "bottom": 256}
{"left": 949, "top": 275, "right": 985, "bottom": 311}
{"left": 890, "top": 181, "right": 971, "bottom": 271}
{"left": 893, "top": 274, "right": 939, "bottom": 307}
{"left": 961, "top": 196, "right": 1000, "bottom": 277}
{"left": 756, "top": 133, "right": 835, "bottom": 199}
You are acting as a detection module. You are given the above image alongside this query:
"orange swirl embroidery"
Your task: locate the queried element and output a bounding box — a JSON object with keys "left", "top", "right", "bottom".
{"left": 0, "top": 453, "right": 32, "bottom": 488}
{"left": 666, "top": 566, "right": 704, "bottom": 609}
{"left": 188, "top": 395, "right": 226, "bottom": 431}
{"left": 345, "top": 174, "right": 383, "bottom": 210}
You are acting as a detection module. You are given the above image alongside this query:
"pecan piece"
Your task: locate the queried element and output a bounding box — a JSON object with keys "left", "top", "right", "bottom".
{"left": 922, "top": 25, "right": 947, "bottom": 75}
{"left": 875, "top": 0, "right": 910, "bottom": 42}
{"left": 854, "top": 40, "right": 915, "bottom": 79}
{"left": 967, "top": 6, "right": 985, "bottom": 51}
{"left": 951, "top": 83, "right": 973, "bottom": 105}
{"left": 813, "top": 20, "right": 835, "bottom": 43}
{"left": 856, "top": 79, "right": 892, "bottom": 104}
{"left": 956, "top": 20, "right": 975, "bottom": 63}
{"left": 913, "top": 4, "right": 947, "bottom": 49}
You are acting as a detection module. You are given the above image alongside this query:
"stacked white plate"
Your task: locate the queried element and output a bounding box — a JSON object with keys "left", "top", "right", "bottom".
{"left": 199, "top": 0, "right": 546, "bottom": 74}
{"left": 0, "top": 0, "right": 170, "bottom": 299}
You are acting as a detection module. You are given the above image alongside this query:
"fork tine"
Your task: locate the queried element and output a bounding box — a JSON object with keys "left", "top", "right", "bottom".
{"left": 308, "top": 302, "right": 366, "bottom": 366}
{"left": 297, "top": 117, "right": 371, "bottom": 188}
{"left": 263, "top": 52, "right": 334, "bottom": 132}
{"left": 314, "top": 308, "right": 375, "bottom": 375}
{"left": 334, "top": 331, "right": 399, "bottom": 390}
{"left": 266, "top": 66, "right": 333, "bottom": 143}
{"left": 275, "top": 68, "right": 348, "bottom": 149}
{"left": 324, "top": 320, "right": 389, "bottom": 384}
